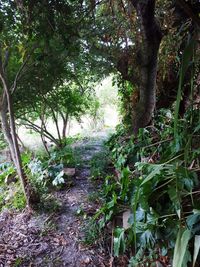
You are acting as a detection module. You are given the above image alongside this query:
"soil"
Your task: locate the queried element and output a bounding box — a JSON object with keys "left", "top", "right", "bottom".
{"left": 0, "top": 135, "right": 111, "bottom": 267}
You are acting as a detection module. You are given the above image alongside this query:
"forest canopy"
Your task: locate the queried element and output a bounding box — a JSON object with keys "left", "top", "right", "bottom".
{"left": 0, "top": 0, "right": 200, "bottom": 266}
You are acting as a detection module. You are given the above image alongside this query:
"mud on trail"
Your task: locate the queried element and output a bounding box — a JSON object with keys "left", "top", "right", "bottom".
{"left": 0, "top": 135, "right": 110, "bottom": 267}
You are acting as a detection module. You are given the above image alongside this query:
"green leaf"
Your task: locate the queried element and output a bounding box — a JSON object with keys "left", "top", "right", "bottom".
{"left": 194, "top": 124, "right": 200, "bottom": 133}
{"left": 132, "top": 187, "right": 140, "bottom": 252}
{"left": 174, "top": 38, "right": 195, "bottom": 136}
{"left": 168, "top": 187, "right": 181, "bottom": 217}
{"left": 141, "top": 164, "right": 164, "bottom": 185}
{"left": 173, "top": 228, "right": 191, "bottom": 267}
{"left": 140, "top": 229, "right": 155, "bottom": 247}
{"left": 182, "top": 249, "right": 191, "bottom": 267}
{"left": 187, "top": 210, "right": 200, "bottom": 229}
{"left": 113, "top": 227, "right": 125, "bottom": 257}
{"left": 193, "top": 235, "right": 200, "bottom": 267}
{"left": 52, "top": 170, "right": 64, "bottom": 186}
{"left": 120, "top": 166, "right": 131, "bottom": 179}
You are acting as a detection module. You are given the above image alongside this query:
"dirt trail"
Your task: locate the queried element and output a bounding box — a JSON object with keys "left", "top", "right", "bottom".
{"left": 0, "top": 134, "right": 109, "bottom": 267}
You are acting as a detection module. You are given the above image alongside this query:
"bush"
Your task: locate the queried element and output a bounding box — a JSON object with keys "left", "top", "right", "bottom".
{"left": 92, "top": 108, "right": 200, "bottom": 266}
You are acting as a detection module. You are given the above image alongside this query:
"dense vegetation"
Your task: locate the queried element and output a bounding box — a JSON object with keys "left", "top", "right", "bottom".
{"left": 0, "top": 0, "right": 199, "bottom": 266}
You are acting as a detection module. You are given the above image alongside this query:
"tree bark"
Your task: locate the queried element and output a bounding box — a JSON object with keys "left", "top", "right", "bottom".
{"left": 131, "top": 0, "right": 162, "bottom": 134}
{"left": 1, "top": 94, "right": 17, "bottom": 166}
{"left": 61, "top": 112, "right": 69, "bottom": 139}
{"left": 0, "top": 72, "right": 39, "bottom": 209}
{"left": 40, "top": 131, "right": 51, "bottom": 157}
{"left": 51, "top": 109, "right": 62, "bottom": 145}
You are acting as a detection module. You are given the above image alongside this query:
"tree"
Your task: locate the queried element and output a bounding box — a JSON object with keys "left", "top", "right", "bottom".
{"left": 83, "top": 0, "right": 200, "bottom": 135}
{"left": 0, "top": 0, "right": 82, "bottom": 207}
{"left": 0, "top": 1, "right": 40, "bottom": 207}
{"left": 129, "top": 0, "right": 162, "bottom": 134}
{"left": 80, "top": 0, "right": 163, "bottom": 134}
{"left": 17, "top": 78, "right": 96, "bottom": 151}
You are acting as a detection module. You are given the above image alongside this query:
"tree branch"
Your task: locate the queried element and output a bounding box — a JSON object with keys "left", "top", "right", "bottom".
{"left": 3, "top": 50, "right": 10, "bottom": 72}
{"left": 22, "top": 118, "right": 59, "bottom": 146}
{"left": 10, "top": 53, "right": 31, "bottom": 94}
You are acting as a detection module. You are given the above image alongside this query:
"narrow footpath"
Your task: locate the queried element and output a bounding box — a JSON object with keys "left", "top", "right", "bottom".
{"left": 0, "top": 134, "right": 109, "bottom": 267}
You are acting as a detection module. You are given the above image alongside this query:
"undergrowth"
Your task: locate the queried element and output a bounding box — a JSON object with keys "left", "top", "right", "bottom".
{"left": 90, "top": 108, "right": 200, "bottom": 266}
{"left": 0, "top": 162, "right": 26, "bottom": 211}
{"left": 0, "top": 136, "right": 78, "bottom": 211}
{"left": 90, "top": 148, "right": 110, "bottom": 179}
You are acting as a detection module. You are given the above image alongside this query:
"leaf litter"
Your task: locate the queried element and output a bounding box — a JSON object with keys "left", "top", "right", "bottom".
{"left": 0, "top": 137, "right": 110, "bottom": 267}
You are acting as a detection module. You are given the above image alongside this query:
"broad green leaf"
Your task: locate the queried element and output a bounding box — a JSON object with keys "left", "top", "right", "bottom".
{"left": 105, "top": 210, "right": 113, "bottom": 221}
{"left": 107, "top": 199, "right": 115, "bottom": 209}
{"left": 113, "top": 227, "right": 125, "bottom": 257}
{"left": 182, "top": 249, "right": 191, "bottom": 267}
{"left": 187, "top": 210, "right": 200, "bottom": 229}
{"left": 193, "top": 235, "right": 200, "bottom": 267}
{"left": 141, "top": 164, "right": 164, "bottom": 185}
{"left": 173, "top": 228, "right": 191, "bottom": 267}
{"left": 135, "top": 162, "right": 145, "bottom": 171}
{"left": 120, "top": 166, "right": 131, "bottom": 179}
{"left": 140, "top": 229, "right": 155, "bottom": 247}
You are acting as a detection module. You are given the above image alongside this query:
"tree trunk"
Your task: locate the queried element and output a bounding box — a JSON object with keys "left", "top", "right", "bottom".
{"left": 40, "top": 131, "right": 51, "bottom": 157}
{"left": 51, "top": 109, "right": 62, "bottom": 145}
{"left": 0, "top": 79, "right": 39, "bottom": 208}
{"left": 1, "top": 95, "right": 17, "bottom": 166}
{"left": 131, "top": 0, "right": 162, "bottom": 135}
{"left": 61, "top": 113, "right": 69, "bottom": 139}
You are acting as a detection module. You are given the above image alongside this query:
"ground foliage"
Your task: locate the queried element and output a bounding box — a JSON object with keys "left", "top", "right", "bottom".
{"left": 85, "top": 2, "right": 200, "bottom": 265}
{"left": 0, "top": 135, "right": 111, "bottom": 266}
{"left": 91, "top": 104, "right": 200, "bottom": 266}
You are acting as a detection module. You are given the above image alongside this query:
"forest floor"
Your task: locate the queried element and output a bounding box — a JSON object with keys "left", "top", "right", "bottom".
{"left": 0, "top": 134, "right": 111, "bottom": 267}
